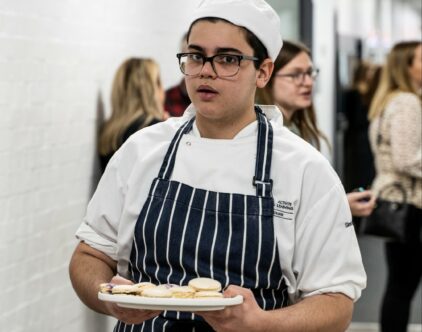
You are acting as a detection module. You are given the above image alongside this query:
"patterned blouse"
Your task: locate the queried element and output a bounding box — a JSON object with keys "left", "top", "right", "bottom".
{"left": 369, "top": 92, "right": 422, "bottom": 208}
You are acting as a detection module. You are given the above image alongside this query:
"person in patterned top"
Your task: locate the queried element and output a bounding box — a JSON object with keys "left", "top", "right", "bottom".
{"left": 368, "top": 41, "right": 422, "bottom": 332}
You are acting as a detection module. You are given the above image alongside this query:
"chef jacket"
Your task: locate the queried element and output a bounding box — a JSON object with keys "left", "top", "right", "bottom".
{"left": 76, "top": 104, "right": 366, "bottom": 303}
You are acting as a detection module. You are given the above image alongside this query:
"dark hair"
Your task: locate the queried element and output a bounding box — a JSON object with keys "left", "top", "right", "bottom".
{"left": 257, "top": 40, "right": 330, "bottom": 151}
{"left": 186, "top": 17, "right": 268, "bottom": 69}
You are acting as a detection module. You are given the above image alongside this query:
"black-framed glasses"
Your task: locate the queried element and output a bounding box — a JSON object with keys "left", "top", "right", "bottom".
{"left": 176, "top": 52, "right": 258, "bottom": 77}
{"left": 275, "top": 68, "right": 319, "bottom": 84}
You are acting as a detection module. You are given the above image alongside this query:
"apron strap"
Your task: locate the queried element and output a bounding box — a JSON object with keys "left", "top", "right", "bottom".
{"left": 158, "top": 117, "right": 195, "bottom": 180}
{"left": 253, "top": 106, "right": 274, "bottom": 197}
{"left": 158, "top": 107, "right": 274, "bottom": 198}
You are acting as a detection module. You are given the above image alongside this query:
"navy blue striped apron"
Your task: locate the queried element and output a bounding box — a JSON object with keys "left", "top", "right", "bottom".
{"left": 115, "top": 107, "right": 288, "bottom": 332}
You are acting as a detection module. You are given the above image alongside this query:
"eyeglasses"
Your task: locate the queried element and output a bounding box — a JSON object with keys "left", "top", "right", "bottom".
{"left": 275, "top": 68, "right": 319, "bottom": 85}
{"left": 176, "top": 52, "right": 258, "bottom": 78}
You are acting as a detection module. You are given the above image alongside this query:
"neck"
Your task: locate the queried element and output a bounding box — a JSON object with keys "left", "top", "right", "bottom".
{"left": 411, "top": 81, "right": 422, "bottom": 95}
{"left": 195, "top": 108, "right": 256, "bottom": 139}
{"left": 276, "top": 104, "right": 295, "bottom": 124}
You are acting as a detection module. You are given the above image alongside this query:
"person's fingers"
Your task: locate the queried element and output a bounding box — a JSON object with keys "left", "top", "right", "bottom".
{"left": 351, "top": 201, "right": 371, "bottom": 216}
{"left": 355, "top": 200, "right": 376, "bottom": 216}
{"left": 368, "top": 194, "right": 377, "bottom": 205}
{"left": 118, "top": 310, "right": 161, "bottom": 325}
{"left": 103, "top": 277, "right": 162, "bottom": 324}
{"left": 350, "top": 190, "right": 371, "bottom": 200}
{"left": 110, "top": 275, "right": 133, "bottom": 285}
{"left": 107, "top": 302, "right": 161, "bottom": 325}
{"left": 223, "top": 285, "right": 251, "bottom": 299}
{"left": 197, "top": 285, "right": 265, "bottom": 332}
{"left": 196, "top": 285, "right": 248, "bottom": 320}
{"left": 359, "top": 208, "right": 372, "bottom": 217}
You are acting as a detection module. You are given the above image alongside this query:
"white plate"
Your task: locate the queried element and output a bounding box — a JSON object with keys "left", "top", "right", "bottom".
{"left": 98, "top": 292, "right": 243, "bottom": 311}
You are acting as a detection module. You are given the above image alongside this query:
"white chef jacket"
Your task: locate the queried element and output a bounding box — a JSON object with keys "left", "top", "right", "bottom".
{"left": 76, "top": 104, "right": 366, "bottom": 303}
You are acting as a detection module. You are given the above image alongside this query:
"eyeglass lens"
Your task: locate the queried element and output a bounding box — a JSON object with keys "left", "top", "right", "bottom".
{"left": 295, "top": 69, "right": 318, "bottom": 83}
{"left": 179, "top": 54, "right": 240, "bottom": 77}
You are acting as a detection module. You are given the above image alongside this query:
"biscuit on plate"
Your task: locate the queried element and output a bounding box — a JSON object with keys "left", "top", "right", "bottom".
{"left": 133, "top": 282, "right": 156, "bottom": 289}
{"left": 188, "top": 277, "right": 222, "bottom": 292}
{"left": 132, "top": 282, "right": 156, "bottom": 295}
{"left": 99, "top": 283, "right": 114, "bottom": 293}
{"left": 111, "top": 285, "right": 138, "bottom": 295}
{"left": 142, "top": 287, "right": 172, "bottom": 298}
{"left": 155, "top": 283, "right": 177, "bottom": 290}
{"left": 194, "top": 290, "right": 224, "bottom": 299}
{"left": 170, "top": 286, "right": 196, "bottom": 298}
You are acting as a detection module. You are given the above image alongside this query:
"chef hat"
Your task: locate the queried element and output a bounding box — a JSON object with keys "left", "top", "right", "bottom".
{"left": 189, "top": 0, "right": 282, "bottom": 61}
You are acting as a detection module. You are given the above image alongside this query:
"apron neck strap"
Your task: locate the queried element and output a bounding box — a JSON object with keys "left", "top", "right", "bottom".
{"left": 253, "top": 106, "right": 274, "bottom": 197}
{"left": 158, "top": 106, "right": 274, "bottom": 198}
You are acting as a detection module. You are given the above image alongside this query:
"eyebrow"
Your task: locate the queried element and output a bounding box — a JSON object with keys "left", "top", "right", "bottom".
{"left": 283, "top": 66, "right": 313, "bottom": 72}
{"left": 188, "top": 44, "right": 243, "bottom": 54}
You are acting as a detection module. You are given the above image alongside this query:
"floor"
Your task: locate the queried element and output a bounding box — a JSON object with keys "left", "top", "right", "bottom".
{"left": 346, "top": 234, "right": 421, "bottom": 332}
{"left": 352, "top": 236, "right": 421, "bottom": 324}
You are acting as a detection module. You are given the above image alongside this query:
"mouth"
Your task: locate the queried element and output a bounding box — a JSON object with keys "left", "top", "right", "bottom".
{"left": 300, "top": 91, "right": 312, "bottom": 97}
{"left": 197, "top": 85, "right": 219, "bottom": 101}
{"left": 197, "top": 85, "right": 218, "bottom": 94}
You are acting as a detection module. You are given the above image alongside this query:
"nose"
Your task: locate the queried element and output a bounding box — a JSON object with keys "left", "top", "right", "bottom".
{"left": 199, "top": 59, "right": 217, "bottom": 78}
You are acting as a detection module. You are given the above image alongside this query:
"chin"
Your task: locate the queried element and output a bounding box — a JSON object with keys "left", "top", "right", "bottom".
{"left": 193, "top": 99, "right": 219, "bottom": 114}
{"left": 194, "top": 105, "right": 220, "bottom": 120}
{"left": 299, "top": 100, "right": 312, "bottom": 109}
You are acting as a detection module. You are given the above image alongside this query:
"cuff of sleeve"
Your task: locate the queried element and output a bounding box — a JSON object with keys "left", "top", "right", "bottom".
{"left": 303, "top": 282, "right": 366, "bottom": 303}
{"left": 75, "top": 222, "right": 118, "bottom": 261}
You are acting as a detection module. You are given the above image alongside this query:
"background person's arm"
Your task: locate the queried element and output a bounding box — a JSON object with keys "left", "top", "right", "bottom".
{"left": 347, "top": 190, "right": 376, "bottom": 217}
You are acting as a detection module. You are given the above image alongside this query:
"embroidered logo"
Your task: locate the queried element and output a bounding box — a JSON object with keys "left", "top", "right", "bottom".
{"left": 345, "top": 221, "right": 354, "bottom": 228}
{"left": 274, "top": 200, "right": 294, "bottom": 221}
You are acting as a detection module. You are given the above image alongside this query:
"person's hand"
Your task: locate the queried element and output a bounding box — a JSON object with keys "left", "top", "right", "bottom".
{"left": 104, "top": 275, "right": 162, "bottom": 325}
{"left": 347, "top": 190, "right": 376, "bottom": 217}
{"left": 162, "top": 110, "right": 171, "bottom": 120}
{"left": 195, "top": 285, "right": 269, "bottom": 332}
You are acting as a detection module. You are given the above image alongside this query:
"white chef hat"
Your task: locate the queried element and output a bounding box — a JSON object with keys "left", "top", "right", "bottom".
{"left": 188, "top": 0, "right": 283, "bottom": 61}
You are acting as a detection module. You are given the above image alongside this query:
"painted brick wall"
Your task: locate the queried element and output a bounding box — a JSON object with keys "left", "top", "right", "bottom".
{"left": 0, "top": 1, "right": 199, "bottom": 331}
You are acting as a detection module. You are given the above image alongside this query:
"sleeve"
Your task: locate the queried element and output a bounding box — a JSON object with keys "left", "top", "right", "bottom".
{"left": 75, "top": 155, "right": 126, "bottom": 260}
{"left": 293, "top": 182, "right": 367, "bottom": 301}
{"left": 389, "top": 94, "right": 422, "bottom": 178}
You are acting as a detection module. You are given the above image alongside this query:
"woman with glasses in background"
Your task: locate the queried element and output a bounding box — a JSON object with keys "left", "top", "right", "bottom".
{"left": 258, "top": 40, "right": 375, "bottom": 218}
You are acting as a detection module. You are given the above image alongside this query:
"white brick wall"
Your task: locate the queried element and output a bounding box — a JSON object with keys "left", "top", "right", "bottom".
{"left": 0, "top": 1, "right": 200, "bottom": 331}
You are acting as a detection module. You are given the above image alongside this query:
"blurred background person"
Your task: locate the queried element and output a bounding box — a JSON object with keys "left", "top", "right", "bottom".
{"left": 343, "top": 61, "right": 381, "bottom": 194}
{"left": 368, "top": 41, "right": 422, "bottom": 332}
{"left": 257, "top": 40, "right": 376, "bottom": 218}
{"left": 98, "top": 58, "right": 167, "bottom": 172}
{"left": 164, "top": 33, "right": 191, "bottom": 117}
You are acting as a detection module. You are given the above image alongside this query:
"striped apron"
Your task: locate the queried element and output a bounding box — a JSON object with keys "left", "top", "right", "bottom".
{"left": 115, "top": 107, "right": 288, "bottom": 332}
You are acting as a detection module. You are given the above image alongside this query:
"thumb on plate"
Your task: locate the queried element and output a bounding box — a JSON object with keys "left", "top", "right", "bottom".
{"left": 110, "top": 275, "right": 134, "bottom": 285}
{"left": 223, "top": 285, "right": 251, "bottom": 299}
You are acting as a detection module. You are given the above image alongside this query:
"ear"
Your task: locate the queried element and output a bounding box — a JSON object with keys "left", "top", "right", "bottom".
{"left": 256, "top": 59, "right": 274, "bottom": 88}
